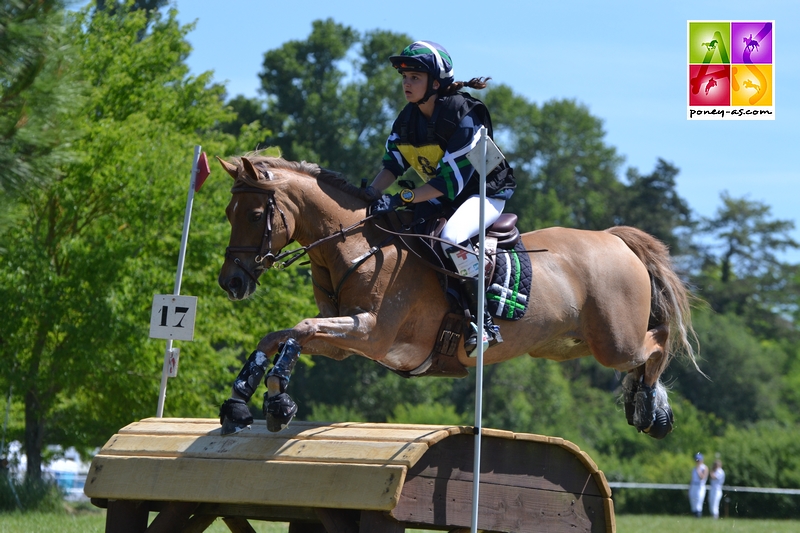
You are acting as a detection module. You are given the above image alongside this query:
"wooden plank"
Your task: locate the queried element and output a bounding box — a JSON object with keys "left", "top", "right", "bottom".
{"left": 603, "top": 498, "right": 616, "bottom": 533}
{"left": 399, "top": 434, "right": 604, "bottom": 497}
{"left": 99, "top": 434, "right": 429, "bottom": 467}
{"left": 117, "top": 419, "right": 454, "bottom": 445}
{"left": 85, "top": 456, "right": 406, "bottom": 511}
{"left": 393, "top": 476, "right": 607, "bottom": 533}
{"left": 196, "top": 502, "right": 318, "bottom": 523}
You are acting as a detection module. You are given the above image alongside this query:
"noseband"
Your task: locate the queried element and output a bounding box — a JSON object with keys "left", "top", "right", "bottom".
{"left": 225, "top": 186, "right": 293, "bottom": 285}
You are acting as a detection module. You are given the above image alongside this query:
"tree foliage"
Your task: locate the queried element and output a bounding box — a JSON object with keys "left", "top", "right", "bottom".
{"left": 257, "top": 19, "right": 409, "bottom": 179}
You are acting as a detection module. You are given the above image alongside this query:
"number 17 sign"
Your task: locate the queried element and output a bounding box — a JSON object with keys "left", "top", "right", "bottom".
{"left": 149, "top": 294, "right": 198, "bottom": 341}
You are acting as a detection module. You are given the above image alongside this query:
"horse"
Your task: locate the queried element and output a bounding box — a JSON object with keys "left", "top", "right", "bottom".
{"left": 705, "top": 77, "right": 717, "bottom": 96}
{"left": 743, "top": 36, "right": 759, "bottom": 53}
{"left": 215, "top": 154, "right": 697, "bottom": 439}
{"left": 702, "top": 40, "right": 718, "bottom": 51}
{"left": 743, "top": 79, "right": 761, "bottom": 93}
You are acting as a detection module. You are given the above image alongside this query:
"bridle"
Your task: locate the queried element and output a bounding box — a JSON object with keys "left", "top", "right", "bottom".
{"left": 224, "top": 185, "right": 371, "bottom": 286}
{"left": 224, "top": 186, "right": 295, "bottom": 285}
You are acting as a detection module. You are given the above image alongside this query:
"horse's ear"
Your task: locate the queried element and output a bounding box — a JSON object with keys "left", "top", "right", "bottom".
{"left": 216, "top": 156, "right": 238, "bottom": 180}
{"left": 241, "top": 157, "right": 270, "bottom": 183}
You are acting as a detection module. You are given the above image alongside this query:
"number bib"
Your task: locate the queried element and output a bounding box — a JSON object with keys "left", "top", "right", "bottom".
{"left": 396, "top": 143, "right": 444, "bottom": 182}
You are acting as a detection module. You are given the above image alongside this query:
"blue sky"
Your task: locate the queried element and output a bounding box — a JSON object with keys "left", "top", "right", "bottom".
{"left": 170, "top": 0, "right": 799, "bottom": 261}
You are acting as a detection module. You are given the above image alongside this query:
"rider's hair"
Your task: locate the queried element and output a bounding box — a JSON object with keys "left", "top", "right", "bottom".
{"left": 443, "top": 77, "right": 491, "bottom": 94}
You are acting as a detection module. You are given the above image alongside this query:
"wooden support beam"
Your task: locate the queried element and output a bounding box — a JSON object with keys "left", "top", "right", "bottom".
{"left": 106, "top": 499, "right": 149, "bottom": 533}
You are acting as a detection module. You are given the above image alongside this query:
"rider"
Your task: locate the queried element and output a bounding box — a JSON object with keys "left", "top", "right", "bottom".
{"left": 367, "top": 41, "right": 516, "bottom": 354}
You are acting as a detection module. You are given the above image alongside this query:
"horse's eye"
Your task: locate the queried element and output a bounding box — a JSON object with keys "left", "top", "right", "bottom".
{"left": 249, "top": 210, "right": 264, "bottom": 222}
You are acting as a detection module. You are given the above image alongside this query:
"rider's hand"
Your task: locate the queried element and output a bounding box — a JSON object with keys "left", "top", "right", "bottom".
{"left": 368, "top": 193, "right": 403, "bottom": 216}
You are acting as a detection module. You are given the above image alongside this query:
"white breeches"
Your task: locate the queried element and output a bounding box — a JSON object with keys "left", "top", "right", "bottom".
{"left": 440, "top": 195, "right": 506, "bottom": 245}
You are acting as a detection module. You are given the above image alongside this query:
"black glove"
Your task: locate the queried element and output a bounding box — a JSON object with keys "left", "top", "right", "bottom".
{"left": 368, "top": 193, "right": 403, "bottom": 216}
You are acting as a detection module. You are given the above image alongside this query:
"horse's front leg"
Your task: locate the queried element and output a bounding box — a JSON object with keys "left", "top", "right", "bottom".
{"left": 220, "top": 311, "right": 380, "bottom": 435}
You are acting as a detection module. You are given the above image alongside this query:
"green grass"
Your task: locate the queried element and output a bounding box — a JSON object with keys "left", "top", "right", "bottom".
{"left": 616, "top": 515, "right": 800, "bottom": 532}
{"left": 0, "top": 508, "right": 798, "bottom": 533}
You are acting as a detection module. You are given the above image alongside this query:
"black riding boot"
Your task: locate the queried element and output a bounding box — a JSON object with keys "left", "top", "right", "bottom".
{"left": 461, "top": 278, "right": 503, "bottom": 355}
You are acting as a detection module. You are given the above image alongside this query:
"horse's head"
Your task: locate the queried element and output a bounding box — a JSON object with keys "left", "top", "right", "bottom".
{"left": 216, "top": 156, "right": 294, "bottom": 300}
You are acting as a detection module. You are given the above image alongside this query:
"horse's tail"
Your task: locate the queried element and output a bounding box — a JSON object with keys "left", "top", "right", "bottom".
{"left": 605, "top": 226, "right": 698, "bottom": 370}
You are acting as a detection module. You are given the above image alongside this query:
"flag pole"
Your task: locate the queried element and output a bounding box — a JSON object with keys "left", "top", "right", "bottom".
{"left": 156, "top": 145, "right": 201, "bottom": 417}
{"left": 471, "top": 126, "right": 489, "bottom": 533}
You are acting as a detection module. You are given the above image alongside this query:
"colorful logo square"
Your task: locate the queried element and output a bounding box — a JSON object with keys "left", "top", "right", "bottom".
{"left": 687, "top": 20, "right": 775, "bottom": 120}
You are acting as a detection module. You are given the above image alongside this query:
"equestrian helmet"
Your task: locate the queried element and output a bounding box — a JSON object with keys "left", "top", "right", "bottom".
{"left": 390, "top": 41, "right": 455, "bottom": 88}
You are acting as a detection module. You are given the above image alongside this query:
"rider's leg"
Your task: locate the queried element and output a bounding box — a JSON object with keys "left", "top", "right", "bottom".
{"left": 440, "top": 196, "right": 505, "bottom": 354}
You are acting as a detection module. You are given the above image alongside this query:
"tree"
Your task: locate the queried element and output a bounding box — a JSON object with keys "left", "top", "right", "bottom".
{"left": 0, "top": 4, "right": 278, "bottom": 481}
{"left": 258, "top": 19, "right": 409, "bottom": 180}
{"left": 614, "top": 159, "right": 694, "bottom": 254}
{"left": 665, "top": 309, "right": 787, "bottom": 424}
{"left": 693, "top": 192, "right": 799, "bottom": 339}
{"left": 0, "top": 0, "right": 83, "bottom": 248}
{"left": 484, "top": 94, "right": 624, "bottom": 232}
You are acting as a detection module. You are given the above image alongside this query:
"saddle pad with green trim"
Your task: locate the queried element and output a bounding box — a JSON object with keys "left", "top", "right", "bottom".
{"left": 487, "top": 241, "right": 532, "bottom": 321}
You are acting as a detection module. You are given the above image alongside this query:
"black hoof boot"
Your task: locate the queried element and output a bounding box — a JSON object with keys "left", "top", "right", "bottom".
{"left": 622, "top": 379, "right": 638, "bottom": 426}
{"left": 219, "top": 398, "right": 253, "bottom": 435}
{"left": 644, "top": 405, "right": 674, "bottom": 439}
{"left": 263, "top": 392, "right": 298, "bottom": 432}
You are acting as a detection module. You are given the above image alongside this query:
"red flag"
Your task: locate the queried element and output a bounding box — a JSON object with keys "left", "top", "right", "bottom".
{"left": 194, "top": 152, "right": 211, "bottom": 192}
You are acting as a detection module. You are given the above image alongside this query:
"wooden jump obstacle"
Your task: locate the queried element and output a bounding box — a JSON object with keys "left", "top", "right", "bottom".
{"left": 85, "top": 418, "right": 615, "bottom": 533}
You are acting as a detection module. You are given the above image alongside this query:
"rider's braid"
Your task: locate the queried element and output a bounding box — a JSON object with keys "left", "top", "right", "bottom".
{"left": 444, "top": 77, "right": 491, "bottom": 94}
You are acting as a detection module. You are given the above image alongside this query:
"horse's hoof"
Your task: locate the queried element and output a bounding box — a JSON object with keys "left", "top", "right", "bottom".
{"left": 263, "top": 392, "right": 298, "bottom": 433}
{"left": 219, "top": 398, "right": 253, "bottom": 435}
{"left": 644, "top": 406, "right": 674, "bottom": 439}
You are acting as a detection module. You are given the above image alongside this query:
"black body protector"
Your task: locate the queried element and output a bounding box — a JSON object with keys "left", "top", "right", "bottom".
{"left": 393, "top": 91, "right": 515, "bottom": 205}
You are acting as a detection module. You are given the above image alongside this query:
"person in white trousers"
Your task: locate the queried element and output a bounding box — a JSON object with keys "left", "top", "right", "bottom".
{"left": 689, "top": 452, "right": 708, "bottom": 517}
{"left": 708, "top": 459, "right": 726, "bottom": 519}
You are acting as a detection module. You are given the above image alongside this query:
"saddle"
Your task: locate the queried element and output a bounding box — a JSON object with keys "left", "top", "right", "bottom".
{"left": 382, "top": 211, "right": 522, "bottom": 380}
{"left": 422, "top": 212, "right": 521, "bottom": 288}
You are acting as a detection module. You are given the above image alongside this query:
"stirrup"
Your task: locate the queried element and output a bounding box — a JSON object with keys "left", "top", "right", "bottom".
{"left": 464, "top": 322, "right": 502, "bottom": 357}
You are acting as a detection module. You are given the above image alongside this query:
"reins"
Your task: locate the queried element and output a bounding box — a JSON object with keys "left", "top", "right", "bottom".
{"left": 225, "top": 185, "right": 544, "bottom": 296}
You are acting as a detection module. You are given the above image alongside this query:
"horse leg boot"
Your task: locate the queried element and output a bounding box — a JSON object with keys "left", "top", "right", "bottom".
{"left": 219, "top": 349, "right": 271, "bottom": 434}
{"left": 622, "top": 372, "right": 674, "bottom": 439}
{"left": 264, "top": 338, "right": 300, "bottom": 432}
{"left": 462, "top": 277, "right": 503, "bottom": 356}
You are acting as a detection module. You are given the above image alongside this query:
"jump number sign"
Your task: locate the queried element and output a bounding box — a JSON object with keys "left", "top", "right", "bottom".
{"left": 149, "top": 295, "right": 198, "bottom": 341}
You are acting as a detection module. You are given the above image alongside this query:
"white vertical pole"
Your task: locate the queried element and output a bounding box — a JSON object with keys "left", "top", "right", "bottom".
{"left": 471, "top": 127, "right": 489, "bottom": 533}
{"left": 156, "top": 145, "right": 201, "bottom": 417}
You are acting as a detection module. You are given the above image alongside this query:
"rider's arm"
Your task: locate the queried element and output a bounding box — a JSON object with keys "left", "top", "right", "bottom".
{"left": 426, "top": 110, "right": 482, "bottom": 201}
{"left": 369, "top": 168, "right": 397, "bottom": 193}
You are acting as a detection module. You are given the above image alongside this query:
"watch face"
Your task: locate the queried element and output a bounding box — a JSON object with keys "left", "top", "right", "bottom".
{"left": 401, "top": 189, "right": 414, "bottom": 202}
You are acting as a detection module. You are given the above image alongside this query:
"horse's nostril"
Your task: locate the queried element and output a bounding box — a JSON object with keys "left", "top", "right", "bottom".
{"left": 228, "top": 276, "right": 243, "bottom": 291}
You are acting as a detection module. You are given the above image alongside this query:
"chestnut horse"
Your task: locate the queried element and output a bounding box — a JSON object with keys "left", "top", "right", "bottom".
{"left": 216, "top": 155, "right": 696, "bottom": 439}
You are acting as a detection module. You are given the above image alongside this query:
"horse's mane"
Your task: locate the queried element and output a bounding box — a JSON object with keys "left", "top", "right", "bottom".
{"left": 231, "top": 154, "right": 363, "bottom": 200}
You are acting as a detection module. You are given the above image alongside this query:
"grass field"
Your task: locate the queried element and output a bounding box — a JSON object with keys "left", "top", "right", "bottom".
{"left": 0, "top": 507, "right": 799, "bottom": 533}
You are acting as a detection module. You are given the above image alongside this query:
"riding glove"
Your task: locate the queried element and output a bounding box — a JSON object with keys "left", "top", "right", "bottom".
{"left": 368, "top": 193, "right": 403, "bottom": 216}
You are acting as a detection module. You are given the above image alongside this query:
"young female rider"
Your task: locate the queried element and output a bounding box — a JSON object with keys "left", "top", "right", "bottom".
{"left": 367, "top": 41, "right": 516, "bottom": 353}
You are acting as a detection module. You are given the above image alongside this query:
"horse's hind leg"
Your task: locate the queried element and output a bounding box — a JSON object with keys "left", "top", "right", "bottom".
{"left": 622, "top": 325, "right": 674, "bottom": 439}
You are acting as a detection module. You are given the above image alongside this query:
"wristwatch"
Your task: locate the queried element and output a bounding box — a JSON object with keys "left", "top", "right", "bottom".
{"left": 399, "top": 188, "right": 415, "bottom": 204}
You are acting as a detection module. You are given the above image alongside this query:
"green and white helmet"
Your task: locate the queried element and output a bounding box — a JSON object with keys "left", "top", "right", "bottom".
{"left": 390, "top": 41, "right": 455, "bottom": 90}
